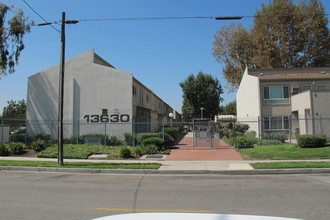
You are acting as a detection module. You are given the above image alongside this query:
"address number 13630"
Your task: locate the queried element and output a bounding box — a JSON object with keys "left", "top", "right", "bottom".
{"left": 83, "top": 114, "right": 130, "bottom": 123}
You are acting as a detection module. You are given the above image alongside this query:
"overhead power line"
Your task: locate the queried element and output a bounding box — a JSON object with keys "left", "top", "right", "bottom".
{"left": 21, "top": 0, "right": 60, "bottom": 33}
{"left": 79, "top": 16, "right": 245, "bottom": 22}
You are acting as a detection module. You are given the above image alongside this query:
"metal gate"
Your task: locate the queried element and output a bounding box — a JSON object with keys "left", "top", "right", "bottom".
{"left": 192, "top": 118, "right": 213, "bottom": 148}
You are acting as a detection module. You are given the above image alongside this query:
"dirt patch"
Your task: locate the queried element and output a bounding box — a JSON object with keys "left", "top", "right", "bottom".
{"left": 16, "top": 149, "right": 38, "bottom": 158}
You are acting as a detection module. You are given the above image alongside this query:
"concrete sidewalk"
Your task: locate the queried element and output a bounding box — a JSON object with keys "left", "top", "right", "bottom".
{"left": 2, "top": 156, "right": 330, "bottom": 173}
{"left": 0, "top": 156, "right": 253, "bottom": 171}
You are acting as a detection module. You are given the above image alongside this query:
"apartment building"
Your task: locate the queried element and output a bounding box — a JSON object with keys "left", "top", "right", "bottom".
{"left": 26, "top": 49, "right": 180, "bottom": 138}
{"left": 236, "top": 67, "right": 330, "bottom": 138}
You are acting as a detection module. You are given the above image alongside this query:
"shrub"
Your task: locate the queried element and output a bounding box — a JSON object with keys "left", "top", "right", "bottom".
{"left": 31, "top": 139, "right": 49, "bottom": 152}
{"left": 7, "top": 142, "right": 25, "bottom": 155}
{"left": 139, "top": 144, "right": 159, "bottom": 155}
{"left": 297, "top": 134, "right": 327, "bottom": 148}
{"left": 262, "top": 132, "right": 287, "bottom": 143}
{"left": 132, "top": 147, "right": 143, "bottom": 157}
{"left": 64, "top": 135, "right": 82, "bottom": 144}
{"left": 119, "top": 146, "right": 132, "bottom": 158}
{"left": 0, "top": 144, "right": 10, "bottom": 156}
{"left": 223, "top": 137, "right": 234, "bottom": 146}
{"left": 142, "top": 137, "right": 165, "bottom": 150}
{"left": 109, "top": 136, "right": 123, "bottom": 146}
{"left": 244, "top": 130, "right": 256, "bottom": 138}
{"left": 235, "top": 136, "right": 257, "bottom": 148}
{"left": 260, "top": 139, "right": 282, "bottom": 145}
{"left": 123, "top": 132, "right": 134, "bottom": 146}
{"left": 9, "top": 129, "right": 33, "bottom": 144}
{"left": 34, "top": 133, "right": 51, "bottom": 143}
{"left": 157, "top": 133, "right": 175, "bottom": 147}
{"left": 135, "top": 133, "right": 159, "bottom": 145}
{"left": 162, "top": 127, "right": 179, "bottom": 142}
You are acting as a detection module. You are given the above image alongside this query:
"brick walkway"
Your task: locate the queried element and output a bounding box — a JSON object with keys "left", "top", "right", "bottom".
{"left": 166, "top": 137, "right": 243, "bottom": 161}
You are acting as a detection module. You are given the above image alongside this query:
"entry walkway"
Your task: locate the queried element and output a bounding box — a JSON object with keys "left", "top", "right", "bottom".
{"left": 166, "top": 133, "right": 243, "bottom": 161}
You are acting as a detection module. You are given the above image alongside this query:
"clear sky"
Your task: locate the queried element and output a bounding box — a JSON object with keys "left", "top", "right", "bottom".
{"left": 0, "top": 0, "right": 329, "bottom": 115}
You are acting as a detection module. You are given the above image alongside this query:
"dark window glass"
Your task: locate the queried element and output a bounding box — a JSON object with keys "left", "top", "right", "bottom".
{"left": 283, "top": 86, "right": 289, "bottom": 98}
{"left": 264, "top": 87, "right": 269, "bottom": 99}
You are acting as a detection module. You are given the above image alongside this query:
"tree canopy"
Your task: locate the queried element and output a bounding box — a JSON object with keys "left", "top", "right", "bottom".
{"left": 219, "top": 100, "right": 236, "bottom": 116}
{"left": 212, "top": 0, "right": 330, "bottom": 89}
{"left": 180, "top": 72, "right": 223, "bottom": 120}
{"left": 1, "top": 99, "right": 26, "bottom": 119}
{"left": 0, "top": 3, "right": 32, "bottom": 78}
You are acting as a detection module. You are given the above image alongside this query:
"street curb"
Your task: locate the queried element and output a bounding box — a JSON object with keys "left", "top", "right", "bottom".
{"left": 1, "top": 166, "right": 330, "bottom": 175}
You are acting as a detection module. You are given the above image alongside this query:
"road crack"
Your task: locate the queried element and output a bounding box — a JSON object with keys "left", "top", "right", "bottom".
{"left": 132, "top": 174, "right": 146, "bottom": 212}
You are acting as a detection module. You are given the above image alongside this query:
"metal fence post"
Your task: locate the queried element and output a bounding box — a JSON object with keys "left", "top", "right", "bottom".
{"left": 258, "top": 116, "right": 261, "bottom": 146}
{"left": 1, "top": 119, "right": 3, "bottom": 143}
{"left": 319, "top": 114, "right": 323, "bottom": 135}
{"left": 162, "top": 120, "right": 165, "bottom": 140}
{"left": 192, "top": 119, "right": 195, "bottom": 149}
{"left": 133, "top": 118, "right": 135, "bottom": 147}
{"left": 288, "top": 115, "right": 292, "bottom": 144}
{"left": 233, "top": 121, "right": 237, "bottom": 148}
{"left": 104, "top": 122, "right": 107, "bottom": 145}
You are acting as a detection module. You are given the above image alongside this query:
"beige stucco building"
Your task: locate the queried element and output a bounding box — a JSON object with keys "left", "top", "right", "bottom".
{"left": 237, "top": 67, "right": 330, "bottom": 138}
{"left": 26, "top": 49, "right": 180, "bottom": 139}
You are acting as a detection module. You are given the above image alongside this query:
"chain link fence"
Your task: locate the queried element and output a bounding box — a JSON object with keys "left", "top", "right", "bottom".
{"left": 1, "top": 116, "right": 329, "bottom": 145}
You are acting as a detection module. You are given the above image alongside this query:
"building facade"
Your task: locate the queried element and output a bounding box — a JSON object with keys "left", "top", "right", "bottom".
{"left": 26, "top": 49, "right": 180, "bottom": 139}
{"left": 236, "top": 67, "right": 330, "bottom": 138}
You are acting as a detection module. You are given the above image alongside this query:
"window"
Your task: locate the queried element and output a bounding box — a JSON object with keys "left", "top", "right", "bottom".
{"left": 146, "top": 94, "right": 149, "bottom": 103}
{"left": 132, "top": 85, "right": 137, "bottom": 96}
{"left": 301, "top": 85, "right": 312, "bottom": 92}
{"left": 263, "top": 116, "right": 289, "bottom": 131}
{"left": 140, "top": 89, "right": 144, "bottom": 105}
{"left": 316, "top": 84, "right": 327, "bottom": 90}
{"left": 264, "top": 86, "right": 289, "bottom": 104}
{"left": 102, "top": 109, "right": 108, "bottom": 115}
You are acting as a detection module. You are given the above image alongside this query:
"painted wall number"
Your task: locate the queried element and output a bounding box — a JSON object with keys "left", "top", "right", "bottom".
{"left": 83, "top": 114, "right": 130, "bottom": 123}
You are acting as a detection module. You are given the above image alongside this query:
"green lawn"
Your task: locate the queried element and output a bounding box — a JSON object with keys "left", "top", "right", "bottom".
{"left": 0, "top": 160, "right": 161, "bottom": 169}
{"left": 236, "top": 144, "right": 330, "bottom": 160}
{"left": 251, "top": 162, "right": 330, "bottom": 169}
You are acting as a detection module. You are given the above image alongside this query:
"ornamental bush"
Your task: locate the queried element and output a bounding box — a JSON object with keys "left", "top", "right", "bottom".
{"left": 0, "top": 144, "right": 10, "bottom": 156}
{"left": 119, "top": 146, "right": 132, "bottom": 158}
{"left": 297, "top": 134, "right": 327, "bottom": 148}
{"left": 139, "top": 144, "right": 159, "bottom": 155}
{"left": 162, "top": 127, "right": 179, "bottom": 142}
{"left": 142, "top": 137, "right": 165, "bottom": 150}
{"left": 135, "top": 133, "right": 159, "bottom": 145}
{"left": 7, "top": 142, "right": 25, "bottom": 155}
{"left": 235, "top": 136, "right": 257, "bottom": 148}
{"left": 157, "top": 133, "right": 175, "bottom": 147}
{"left": 262, "top": 132, "right": 287, "bottom": 143}
{"left": 31, "top": 139, "right": 49, "bottom": 152}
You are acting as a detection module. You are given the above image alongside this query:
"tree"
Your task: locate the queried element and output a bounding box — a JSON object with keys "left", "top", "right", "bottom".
{"left": 212, "top": 23, "right": 255, "bottom": 91}
{"left": 212, "top": 0, "right": 330, "bottom": 89}
{"left": 252, "top": 0, "right": 329, "bottom": 68}
{"left": 0, "top": 3, "right": 33, "bottom": 78}
{"left": 219, "top": 100, "right": 236, "bottom": 115}
{"left": 1, "top": 99, "right": 26, "bottom": 119}
{"left": 180, "top": 72, "right": 223, "bottom": 120}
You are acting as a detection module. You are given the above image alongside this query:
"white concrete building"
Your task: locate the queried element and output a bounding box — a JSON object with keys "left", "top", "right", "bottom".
{"left": 26, "top": 49, "right": 180, "bottom": 139}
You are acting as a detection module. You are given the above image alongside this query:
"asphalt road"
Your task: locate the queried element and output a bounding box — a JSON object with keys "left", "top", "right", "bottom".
{"left": 0, "top": 171, "right": 330, "bottom": 220}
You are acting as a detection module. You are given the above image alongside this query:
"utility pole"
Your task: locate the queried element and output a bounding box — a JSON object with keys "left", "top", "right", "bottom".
{"left": 38, "top": 12, "right": 78, "bottom": 165}
{"left": 58, "top": 12, "right": 65, "bottom": 165}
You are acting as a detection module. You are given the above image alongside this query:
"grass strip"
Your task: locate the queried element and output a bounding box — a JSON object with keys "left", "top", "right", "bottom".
{"left": 0, "top": 160, "right": 161, "bottom": 169}
{"left": 237, "top": 144, "right": 330, "bottom": 160}
{"left": 251, "top": 162, "right": 330, "bottom": 169}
